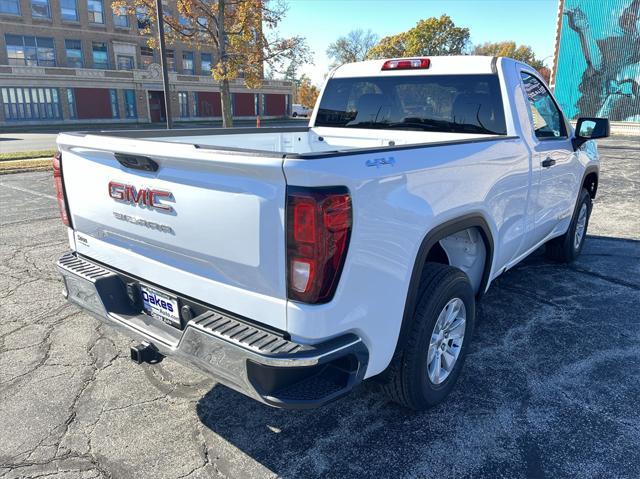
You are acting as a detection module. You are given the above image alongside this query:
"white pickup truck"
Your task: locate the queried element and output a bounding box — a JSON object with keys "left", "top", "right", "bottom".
{"left": 55, "top": 56, "right": 609, "bottom": 410}
{"left": 291, "top": 103, "right": 311, "bottom": 117}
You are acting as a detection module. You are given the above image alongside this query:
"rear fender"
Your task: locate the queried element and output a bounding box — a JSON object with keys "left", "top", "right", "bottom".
{"left": 385, "top": 214, "right": 494, "bottom": 374}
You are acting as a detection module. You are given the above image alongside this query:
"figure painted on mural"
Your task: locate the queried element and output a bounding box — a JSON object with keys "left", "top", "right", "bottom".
{"left": 565, "top": 0, "right": 640, "bottom": 121}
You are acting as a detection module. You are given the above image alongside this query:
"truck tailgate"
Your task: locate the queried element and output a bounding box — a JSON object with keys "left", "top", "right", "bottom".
{"left": 57, "top": 133, "right": 287, "bottom": 330}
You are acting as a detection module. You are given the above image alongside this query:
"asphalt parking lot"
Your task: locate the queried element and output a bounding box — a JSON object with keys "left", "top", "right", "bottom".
{"left": 1, "top": 137, "right": 639, "bottom": 479}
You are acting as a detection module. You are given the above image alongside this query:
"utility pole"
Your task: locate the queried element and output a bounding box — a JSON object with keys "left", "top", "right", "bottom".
{"left": 155, "top": 0, "right": 173, "bottom": 129}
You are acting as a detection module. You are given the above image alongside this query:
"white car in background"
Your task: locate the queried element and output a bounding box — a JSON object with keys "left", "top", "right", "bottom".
{"left": 291, "top": 104, "right": 311, "bottom": 117}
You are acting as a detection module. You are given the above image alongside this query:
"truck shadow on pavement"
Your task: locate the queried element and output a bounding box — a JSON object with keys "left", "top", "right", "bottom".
{"left": 195, "top": 235, "right": 640, "bottom": 479}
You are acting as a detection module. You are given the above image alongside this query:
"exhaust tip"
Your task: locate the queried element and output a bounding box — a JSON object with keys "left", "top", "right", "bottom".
{"left": 130, "top": 341, "right": 162, "bottom": 364}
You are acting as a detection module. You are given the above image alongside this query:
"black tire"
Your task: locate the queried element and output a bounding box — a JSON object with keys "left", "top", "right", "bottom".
{"left": 545, "top": 188, "right": 592, "bottom": 263}
{"left": 382, "top": 263, "right": 475, "bottom": 410}
{"left": 292, "top": 112, "right": 298, "bottom": 117}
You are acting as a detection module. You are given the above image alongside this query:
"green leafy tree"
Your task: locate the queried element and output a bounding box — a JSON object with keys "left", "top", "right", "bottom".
{"left": 473, "top": 41, "right": 545, "bottom": 69}
{"left": 326, "top": 29, "right": 379, "bottom": 67}
{"left": 367, "top": 15, "right": 470, "bottom": 59}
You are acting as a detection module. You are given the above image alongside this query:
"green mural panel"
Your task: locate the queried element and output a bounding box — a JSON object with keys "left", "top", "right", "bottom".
{"left": 554, "top": 0, "right": 640, "bottom": 122}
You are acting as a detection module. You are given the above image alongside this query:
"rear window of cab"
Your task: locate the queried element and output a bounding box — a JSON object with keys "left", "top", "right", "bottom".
{"left": 315, "top": 74, "right": 507, "bottom": 135}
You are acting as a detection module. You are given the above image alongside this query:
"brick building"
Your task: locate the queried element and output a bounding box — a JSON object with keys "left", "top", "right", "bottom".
{"left": 0, "top": 0, "right": 293, "bottom": 126}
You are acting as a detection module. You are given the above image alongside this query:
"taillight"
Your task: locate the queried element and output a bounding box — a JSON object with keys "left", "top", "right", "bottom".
{"left": 381, "top": 58, "right": 430, "bottom": 70}
{"left": 287, "top": 187, "right": 352, "bottom": 304}
{"left": 52, "top": 152, "right": 72, "bottom": 227}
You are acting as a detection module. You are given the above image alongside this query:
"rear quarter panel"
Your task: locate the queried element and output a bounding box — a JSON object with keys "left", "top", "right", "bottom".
{"left": 284, "top": 137, "right": 530, "bottom": 377}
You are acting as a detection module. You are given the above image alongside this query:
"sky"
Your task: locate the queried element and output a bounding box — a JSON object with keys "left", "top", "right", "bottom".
{"left": 277, "top": 0, "right": 559, "bottom": 84}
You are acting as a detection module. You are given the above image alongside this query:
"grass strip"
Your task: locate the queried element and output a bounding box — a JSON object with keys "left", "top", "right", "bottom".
{"left": 0, "top": 158, "right": 52, "bottom": 174}
{"left": 0, "top": 149, "right": 57, "bottom": 161}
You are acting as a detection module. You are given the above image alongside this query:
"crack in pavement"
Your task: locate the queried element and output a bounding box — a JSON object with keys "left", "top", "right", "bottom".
{"left": 567, "top": 265, "right": 640, "bottom": 291}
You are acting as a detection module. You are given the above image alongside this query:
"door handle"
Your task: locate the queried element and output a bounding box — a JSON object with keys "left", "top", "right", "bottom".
{"left": 541, "top": 157, "right": 556, "bottom": 168}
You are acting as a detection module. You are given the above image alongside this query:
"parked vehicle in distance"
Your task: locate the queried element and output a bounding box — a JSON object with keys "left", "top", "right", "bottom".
{"left": 291, "top": 103, "right": 311, "bottom": 117}
{"left": 54, "top": 56, "right": 609, "bottom": 410}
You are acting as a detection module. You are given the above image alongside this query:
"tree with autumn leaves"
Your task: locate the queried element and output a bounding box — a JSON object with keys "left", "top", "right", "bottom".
{"left": 473, "top": 41, "right": 550, "bottom": 82}
{"left": 473, "top": 41, "right": 544, "bottom": 69}
{"left": 296, "top": 75, "right": 319, "bottom": 110}
{"left": 112, "top": 0, "right": 310, "bottom": 126}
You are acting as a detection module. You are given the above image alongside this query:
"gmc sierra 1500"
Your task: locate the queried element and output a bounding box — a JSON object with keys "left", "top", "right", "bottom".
{"left": 54, "top": 56, "right": 610, "bottom": 410}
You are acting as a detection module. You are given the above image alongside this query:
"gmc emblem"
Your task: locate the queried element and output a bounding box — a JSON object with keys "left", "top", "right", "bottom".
{"left": 108, "top": 181, "right": 173, "bottom": 212}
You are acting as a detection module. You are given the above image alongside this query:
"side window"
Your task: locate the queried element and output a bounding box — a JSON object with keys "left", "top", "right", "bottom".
{"left": 520, "top": 72, "right": 566, "bottom": 139}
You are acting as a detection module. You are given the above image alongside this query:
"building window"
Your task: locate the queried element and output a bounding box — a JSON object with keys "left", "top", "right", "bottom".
{"left": 136, "top": 6, "right": 150, "bottom": 29}
{"left": 182, "top": 51, "right": 194, "bottom": 75}
{"left": 200, "top": 53, "right": 212, "bottom": 75}
{"left": 0, "top": 0, "right": 20, "bottom": 14}
{"left": 67, "top": 88, "right": 76, "bottom": 118}
{"left": 65, "top": 39, "right": 83, "bottom": 68}
{"left": 109, "top": 89, "right": 119, "bottom": 118}
{"left": 1, "top": 87, "right": 62, "bottom": 120}
{"left": 31, "top": 0, "right": 50, "bottom": 18}
{"left": 5, "top": 35, "right": 56, "bottom": 67}
{"left": 92, "top": 42, "right": 109, "bottom": 69}
{"left": 178, "top": 92, "right": 189, "bottom": 117}
{"left": 124, "top": 89, "right": 137, "bottom": 118}
{"left": 117, "top": 55, "right": 134, "bottom": 70}
{"left": 140, "top": 46, "right": 154, "bottom": 68}
{"left": 166, "top": 49, "right": 176, "bottom": 71}
{"left": 87, "top": 0, "right": 103, "bottom": 23}
{"left": 113, "top": 6, "right": 129, "bottom": 27}
{"left": 60, "top": 0, "right": 77, "bottom": 20}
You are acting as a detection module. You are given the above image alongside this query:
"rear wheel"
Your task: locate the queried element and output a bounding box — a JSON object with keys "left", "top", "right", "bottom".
{"left": 382, "top": 263, "right": 475, "bottom": 410}
{"left": 546, "top": 188, "right": 592, "bottom": 263}
{"left": 292, "top": 112, "right": 298, "bottom": 117}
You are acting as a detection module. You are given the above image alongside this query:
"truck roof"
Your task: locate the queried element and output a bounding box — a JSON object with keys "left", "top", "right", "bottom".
{"left": 331, "top": 55, "right": 502, "bottom": 78}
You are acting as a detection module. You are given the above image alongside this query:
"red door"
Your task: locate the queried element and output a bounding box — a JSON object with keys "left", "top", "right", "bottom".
{"left": 196, "top": 92, "right": 221, "bottom": 117}
{"left": 234, "top": 93, "right": 256, "bottom": 116}
{"left": 148, "top": 91, "right": 165, "bottom": 122}
{"left": 74, "top": 88, "right": 112, "bottom": 119}
{"left": 265, "top": 94, "right": 286, "bottom": 116}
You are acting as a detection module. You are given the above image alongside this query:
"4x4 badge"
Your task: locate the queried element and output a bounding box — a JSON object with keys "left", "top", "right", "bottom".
{"left": 366, "top": 157, "right": 396, "bottom": 168}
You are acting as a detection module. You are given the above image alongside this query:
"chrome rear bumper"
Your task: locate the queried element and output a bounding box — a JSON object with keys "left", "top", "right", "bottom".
{"left": 57, "top": 251, "right": 368, "bottom": 409}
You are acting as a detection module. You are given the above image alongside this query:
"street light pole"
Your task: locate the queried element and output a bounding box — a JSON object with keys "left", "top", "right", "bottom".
{"left": 155, "top": 0, "right": 173, "bottom": 129}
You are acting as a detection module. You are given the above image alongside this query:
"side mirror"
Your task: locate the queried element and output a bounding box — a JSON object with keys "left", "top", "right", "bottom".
{"left": 573, "top": 117, "right": 610, "bottom": 150}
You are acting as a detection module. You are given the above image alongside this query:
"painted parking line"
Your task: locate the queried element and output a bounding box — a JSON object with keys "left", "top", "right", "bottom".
{"left": 0, "top": 182, "right": 56, "bottom": 200}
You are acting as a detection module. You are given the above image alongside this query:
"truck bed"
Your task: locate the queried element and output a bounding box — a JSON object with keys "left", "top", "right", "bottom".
{"left": 67, "top": 126, "right": 504, "bottom": 159}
